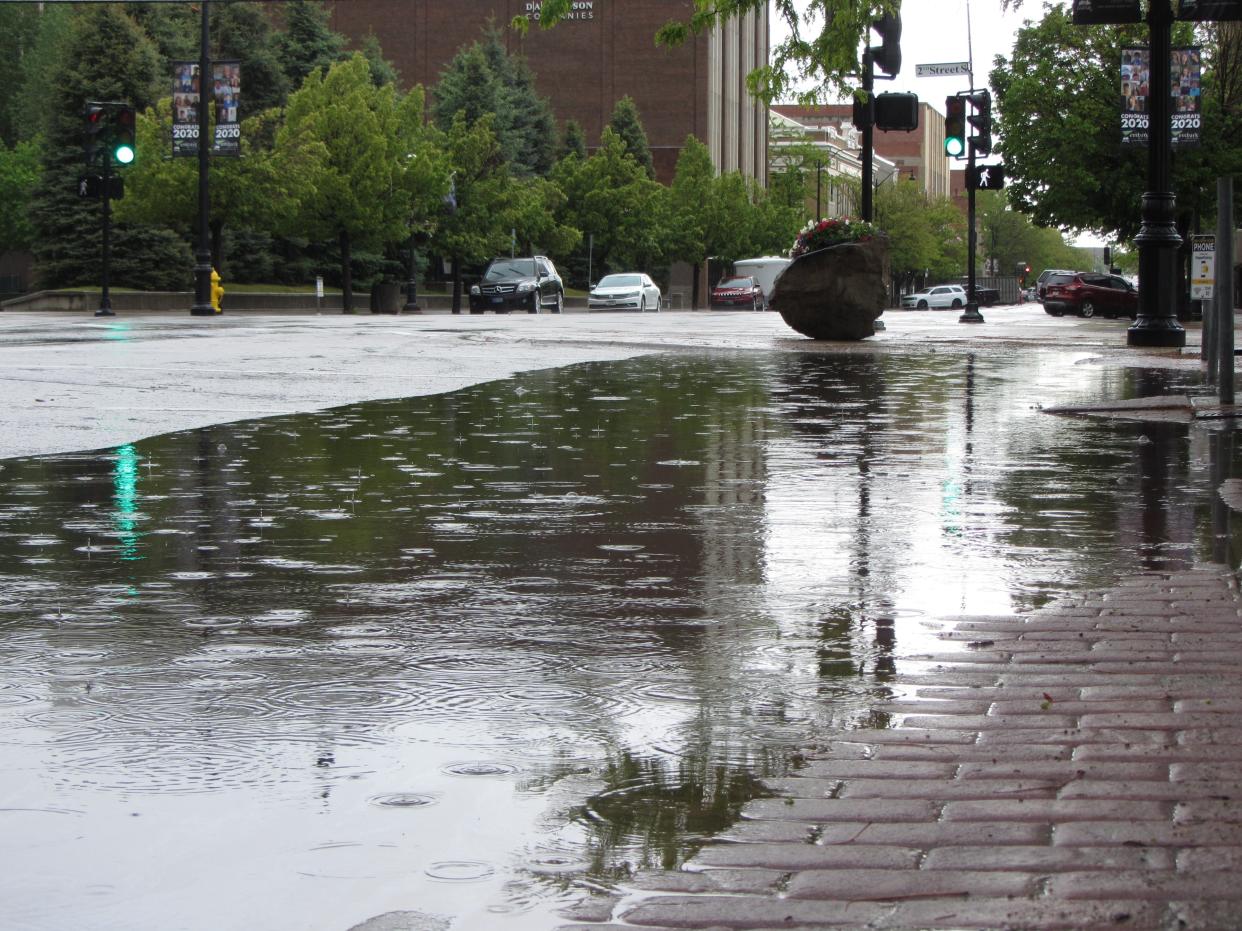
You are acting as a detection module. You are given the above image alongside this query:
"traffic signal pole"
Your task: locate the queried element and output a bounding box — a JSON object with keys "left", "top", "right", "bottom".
{"left": 96, "top": 152, "right": 114, "bottom": 318}
{"left": 960, "top": 138, "right": 984, "bottom": 323}
{"left": 861, "top": 48, "right": 875, "bottom": 223}
{"left": 190, "top": 0, "right": 215, "bottom": 317}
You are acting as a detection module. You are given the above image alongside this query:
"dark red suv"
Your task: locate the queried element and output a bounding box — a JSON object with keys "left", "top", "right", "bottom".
{"left": 1042, "top": 273, "right": 1137, "bottom": 319}
{"left": 710, "top": 275, "right": 766, "bottom": 311}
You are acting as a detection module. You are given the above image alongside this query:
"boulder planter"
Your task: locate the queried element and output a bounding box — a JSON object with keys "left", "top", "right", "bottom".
{"left": 772, "top": 219, "right": 890, "bottom": 341}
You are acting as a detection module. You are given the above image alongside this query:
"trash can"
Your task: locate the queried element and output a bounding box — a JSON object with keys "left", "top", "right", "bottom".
{"left": 370, "top": 281, "right": 402, "bottom": 314}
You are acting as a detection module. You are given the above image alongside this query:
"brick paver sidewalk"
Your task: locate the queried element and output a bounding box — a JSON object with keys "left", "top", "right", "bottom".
{"left": 561, "top": 566, "right": 1242, "bottom": 930}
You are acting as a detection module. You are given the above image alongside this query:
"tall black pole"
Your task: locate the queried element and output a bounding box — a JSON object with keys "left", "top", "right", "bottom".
{"left": 1128, "top": 0, "right": 1184, "bottom": 347}
{"left": 959, "top": 141, "right": 984, "bottom": 323}
{"left": 96, "top": 154, "right": 114, "bottom": 317}
{"left": 403, "top": 232, "right": 422, "bottom": 314}
{"left": 190, "top": 0, "right": 214, "bottom": 316}
{"left": 861, "top": 49, "right": 874, "bottom": 222}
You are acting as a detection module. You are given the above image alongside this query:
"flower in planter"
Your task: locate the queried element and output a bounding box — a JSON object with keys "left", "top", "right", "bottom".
{"left": 789, "top": 216, "right": 881, "bottom": 259}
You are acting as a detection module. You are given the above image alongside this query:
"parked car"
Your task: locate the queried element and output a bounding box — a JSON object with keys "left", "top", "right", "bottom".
{"left": 588, "top": 273, "right": 661, "bottom": 312}
{"left": 900, "top": 284, "right": 966, "bottom": 310}
{"left": 1036, "top": 268, "right": 1076, "bottom": 300}
{"left": 710, "top": 275, "right": 766, "bottom": 311}
{"left": 1042, "top": 273, "right": 1138, "bottom": 319}
{"left": 469, "top": 256, "right": 563, "bottom": 314}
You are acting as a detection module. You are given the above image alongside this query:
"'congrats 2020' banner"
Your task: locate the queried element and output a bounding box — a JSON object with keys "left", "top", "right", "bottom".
{"left": 1121, "top": 46, "right": 1201, "bottom": 148}
{"left": 171, "top": 60, "right": 241, "bottom": 158}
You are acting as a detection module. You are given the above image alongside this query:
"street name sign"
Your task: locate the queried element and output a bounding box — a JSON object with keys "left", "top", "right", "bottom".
{"left": 916, "top": 62, "right": 970, "bottom": 77}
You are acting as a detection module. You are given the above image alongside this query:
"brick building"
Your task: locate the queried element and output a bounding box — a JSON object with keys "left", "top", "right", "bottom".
{"left": 325, "top": 0, "right": 768, "bottom": 184}
{"left": 770, "top": 102, "right": 951, "bottom": 200}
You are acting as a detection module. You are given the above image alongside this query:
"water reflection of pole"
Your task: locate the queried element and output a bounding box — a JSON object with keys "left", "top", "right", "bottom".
{"left": 1211, "top": 429, "right": 1234, "bottom": 566}
{"left": 1137, "top": 423, "right": 1173, "bottom": 571}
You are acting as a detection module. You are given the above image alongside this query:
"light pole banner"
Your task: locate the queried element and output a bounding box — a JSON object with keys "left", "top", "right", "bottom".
{"left": 212, "top": 61, "right": 241, "bottom": 157}
{"left": 1120, "top": 47, "right": 1150, "bottom": 146}
{"left": 1121, "top": 46, "right": 1201, "bottom": 148}
{"left": 1171, "top": 46, "right": 1202, "bottom": 147}
{"left": 171, "top": 61, "right": 199, "bottom": 158}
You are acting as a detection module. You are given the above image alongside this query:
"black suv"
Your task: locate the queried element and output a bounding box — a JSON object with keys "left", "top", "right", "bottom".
{"left": 469, "top": 256, "right": 564, "bottom": 314}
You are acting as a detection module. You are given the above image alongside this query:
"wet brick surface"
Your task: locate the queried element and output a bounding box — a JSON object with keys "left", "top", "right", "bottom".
{"left": 559, "top": 567, "right": 1242, "bottom": 929}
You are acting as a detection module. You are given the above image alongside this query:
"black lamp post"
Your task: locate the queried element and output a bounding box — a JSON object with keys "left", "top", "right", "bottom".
{"left": 403, "top": 231, "right": 425, "bottom": 314}
{"left": 190, "top": 0, "right": 214, "bottom": 316}
{"left": 1128, "top": 0, "right": 1185, "bottom": 347}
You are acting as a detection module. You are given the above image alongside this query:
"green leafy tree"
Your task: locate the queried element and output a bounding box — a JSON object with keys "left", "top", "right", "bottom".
{"left": 277, "top": 54, "right": 414, "bottom": 311}
{"left": 668, "top": 135, "right": 714, "bottom": 308}
{"left": 607, "top": 96, "right": 655, "bottom": 179}
{"left": 433, "top": 27, "right": 556, "bottom": 177}
{"left": 26, "top": 4, "right": 171, "bottom": 289}
{"left": 975, "top": 190, "right": 1086, "bottom": 280}
{"left": 559, "top": 119, "right": 587, "bottom": 161}
{"left": 277, "top": 0, "right": 347, "bottom": 88}
{"left": 430, "top": 112, "right": 523, "bottom": 313}
{"left": 553, "top": 128, "right": 668, "bottom": 280}
{"left": 116, "top": 101, "right": 317, "bottom": 276}
{"left": 0, "top": 139, "right": 39, "bottom": 252}
{"left": 989, "top": 6, "right": 1235, "bottom": 240}
{"left": 874, "top": 180, "right": 966, "bottom": 285}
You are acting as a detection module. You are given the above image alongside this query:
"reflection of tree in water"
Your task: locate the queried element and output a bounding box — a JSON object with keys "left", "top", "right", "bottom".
{"left": 576, "top": 748, "right": 776, "bottom": 877}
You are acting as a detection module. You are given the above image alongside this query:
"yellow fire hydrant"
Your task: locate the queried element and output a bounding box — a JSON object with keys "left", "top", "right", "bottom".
{"left": 210, "top": 268, "right": 224, "bottom": 314}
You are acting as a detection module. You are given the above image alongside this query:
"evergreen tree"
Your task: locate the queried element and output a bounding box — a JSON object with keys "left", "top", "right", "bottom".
{"left": 0, "top": 139, "right": 39, "bottom": 252}
{"left": 433, "top": 27, "right": 556, "bottom": 177}
{"left": 277, "top": 0, "right": 347, "bottom": 88}
{"left": 213, "top": 1, "right": 290, "bottom": 117}
{"left": 126, "top": 3, "right": 197, "bottom": 69}
{"left": 558, "top": 119, "right": 587, "bottom": 161}
{"left": 0, "top": 4, "right": 43, "bottom": 146}
{"left": 359, "top": 33, "right": 400, "bottom": 88}
{"left": 607, "top": 96, "right": 654, "bottom": 179}
{"left": 26, "top": 5, "right": 179, "bottom": 289}
{"left": 8, "top": 4, "right": 74, "bottom": 145}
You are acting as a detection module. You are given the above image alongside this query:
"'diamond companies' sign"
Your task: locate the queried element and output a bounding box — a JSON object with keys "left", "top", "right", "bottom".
{"left": 524, "top": 1, "right": 595, "bottom": 21}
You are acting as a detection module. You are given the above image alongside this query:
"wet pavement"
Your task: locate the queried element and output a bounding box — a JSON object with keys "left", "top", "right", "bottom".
{"left": 0, "top": 307, "right": 1238, "bottom": 930}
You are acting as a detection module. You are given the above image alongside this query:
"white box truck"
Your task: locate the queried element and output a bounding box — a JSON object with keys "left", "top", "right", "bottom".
{"left": 733, "top": 256, "right": 791, "bottom": 306}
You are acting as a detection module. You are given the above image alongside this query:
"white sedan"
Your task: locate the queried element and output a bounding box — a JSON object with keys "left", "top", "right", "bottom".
{"left": 900, "top": 284, "right": 967, "bottom": 310}
{"left": 587, "top": 273, "right": 661, "bottom": 312}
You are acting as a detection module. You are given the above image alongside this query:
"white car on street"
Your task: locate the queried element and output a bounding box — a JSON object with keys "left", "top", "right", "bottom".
{"left": 900, "top": 284, "right": 967, "bottom": 310}
{"left": 588, "top": 273, "right": 661, "bottom": 312}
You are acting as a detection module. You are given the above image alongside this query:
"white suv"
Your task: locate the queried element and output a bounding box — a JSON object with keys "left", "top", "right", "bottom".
{"left": 900, "top": 284, "right": 966, "bottom": 310}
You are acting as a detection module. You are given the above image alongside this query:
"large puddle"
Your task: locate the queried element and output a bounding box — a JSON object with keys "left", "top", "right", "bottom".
{"left": 0, "top": 349, "right": 1232, "bottom": 930}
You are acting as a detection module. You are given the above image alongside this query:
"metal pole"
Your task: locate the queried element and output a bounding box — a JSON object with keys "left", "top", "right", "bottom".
{"left": 587, "top": 232, "right": 593, "bottom": 286}
{"left": 191, "top": 1, "right": 214, "bottom": 316}
{"left": 960, "top": 107, "right": 984, "bottom": 324}
{"left": 95, "top": 154, "right": 114, "bottom": 317}
{"left": 403, "top": 232, "right": 421, "bottom": 313}
{"left": 1218, "top": 176, "right": 1235, "bottom": 405}
{"left": 815, "top": 161, "right": 822, "bottom": 218}
{"left": 1128, "top": 0, "right": 1184, "bottom": 347}
{"left": 861, "top": 50, "right": 874, "bottom": 223}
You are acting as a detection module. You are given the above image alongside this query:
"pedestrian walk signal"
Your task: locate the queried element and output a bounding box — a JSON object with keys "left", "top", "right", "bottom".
{"left": 944, "top": 96, "right": 966, "bottom": 157}
{"left": 968, "top": 164, "right": 1005, "bottom": 190}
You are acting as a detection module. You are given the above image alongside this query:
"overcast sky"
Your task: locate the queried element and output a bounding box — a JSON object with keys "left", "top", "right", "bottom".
{"left": 773, "top": 0, "right": 1037, "bottom": 112}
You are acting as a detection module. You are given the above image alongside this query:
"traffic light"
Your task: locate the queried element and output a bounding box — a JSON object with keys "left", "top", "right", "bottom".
{"left": 84, "top": 102, "right": 106, "bottom": 165}
{"left": 112, "top": 106, "right": 136, "bottom": 165}
{"left": 852, "top": 92, "right": 873, "bottom": 130}
{"left": 967, "top": 90, "right": 992, "bottom": 156}
{"left": 944, "top": 96, "right": 966, "bottom": 157}
{"left": 870, "top": 10, "right": 902, "bottom": 77}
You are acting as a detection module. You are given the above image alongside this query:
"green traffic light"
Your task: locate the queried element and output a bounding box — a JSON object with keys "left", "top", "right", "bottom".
{"left": 945, "top": 136, "right": 965, "bottom": 157}
{"left": 114, "top": 144, "right": 135, "bottom": 165}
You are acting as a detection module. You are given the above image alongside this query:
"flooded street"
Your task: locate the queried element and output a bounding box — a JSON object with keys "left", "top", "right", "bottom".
{"left": 0, "top": 346, "right": 1228, "bottom": 930}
